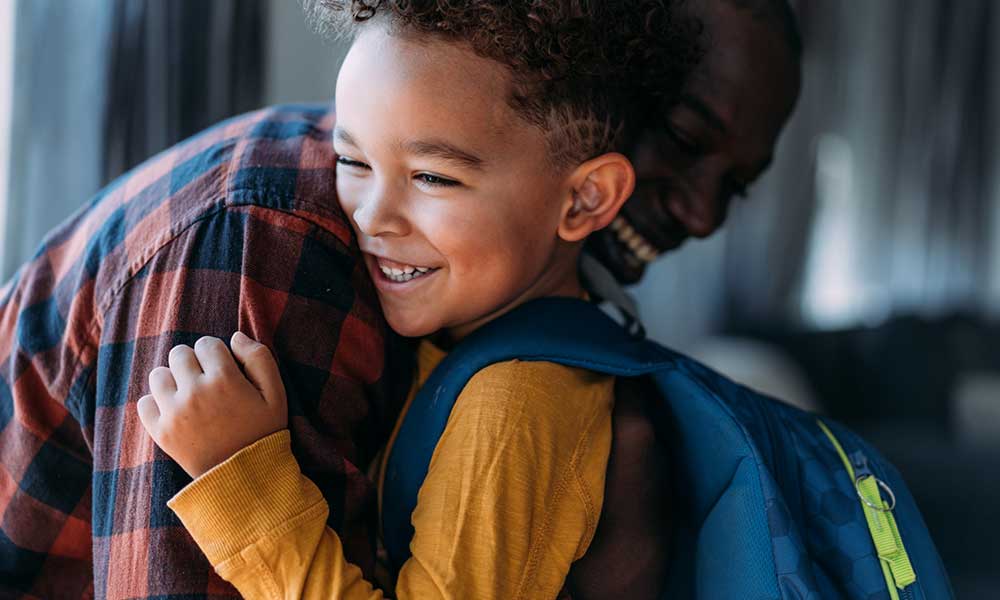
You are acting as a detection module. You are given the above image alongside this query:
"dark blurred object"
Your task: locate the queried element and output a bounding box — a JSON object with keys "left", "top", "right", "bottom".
{"left": 750, "top": 314, "right": 997, "bottom": 423}
{"left": 103, "top": 0, "right": 267, "bottom": 180}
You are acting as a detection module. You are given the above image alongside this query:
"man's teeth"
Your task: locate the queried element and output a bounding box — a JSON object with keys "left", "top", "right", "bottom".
{"left": 379, "top": 264, "right": 433, "bottom": 283}
{"left": 609, "top": 216, "right": 659, "bottom": 263}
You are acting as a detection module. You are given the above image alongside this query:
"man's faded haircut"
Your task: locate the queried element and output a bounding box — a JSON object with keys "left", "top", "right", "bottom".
{"left": 304, "top": 0, "right": 702, "bottom": 170}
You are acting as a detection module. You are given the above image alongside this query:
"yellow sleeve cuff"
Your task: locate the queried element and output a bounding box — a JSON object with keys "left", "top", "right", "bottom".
{"left": 167, "top": 429, "right": 327, "bottom": 566}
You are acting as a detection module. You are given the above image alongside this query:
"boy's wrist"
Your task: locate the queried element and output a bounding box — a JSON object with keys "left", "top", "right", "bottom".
{"left": 182, "top": 424, "right": 288, "bottom": 479}
{"left": 168, "top": 429, "right": 326, "bottom": 565}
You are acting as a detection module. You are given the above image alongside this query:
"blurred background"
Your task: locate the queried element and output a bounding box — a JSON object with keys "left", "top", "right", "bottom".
{"left": 0, "top": 0, "right": 996, "bottom": 596}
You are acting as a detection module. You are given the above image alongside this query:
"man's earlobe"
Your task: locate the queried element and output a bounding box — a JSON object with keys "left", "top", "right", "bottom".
{"left": 559, "top": 153, "right": 636, "bottom": 243}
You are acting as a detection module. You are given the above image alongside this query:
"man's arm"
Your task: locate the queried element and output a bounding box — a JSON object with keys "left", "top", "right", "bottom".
{"left": 567, "top": 375, "right": 672, "bottom": 600}
{"left": 0, "top": 220, "right": 99, "bottom": 598}
{"left": 89, "top": 204, "right": 393, "bottom": 599}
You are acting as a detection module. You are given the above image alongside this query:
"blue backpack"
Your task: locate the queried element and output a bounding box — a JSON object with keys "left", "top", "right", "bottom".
{"left": 382, "top": 298, "right": 954, "bottom": 599}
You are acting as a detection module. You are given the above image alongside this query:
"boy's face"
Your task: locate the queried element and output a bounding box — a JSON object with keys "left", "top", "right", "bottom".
{"left": 334, "top": 27, "right": 577, "bottom": 339}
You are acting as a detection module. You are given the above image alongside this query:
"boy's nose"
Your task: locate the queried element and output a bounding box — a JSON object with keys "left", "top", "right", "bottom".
{"left": 353, "top": 185, "right": 410, "bottom": 238}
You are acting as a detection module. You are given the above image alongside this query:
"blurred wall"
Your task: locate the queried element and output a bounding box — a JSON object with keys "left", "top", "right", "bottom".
{"left": 2, "top": 0, "right": 113, "bottom": 280}
{"left": 265, "top": 0, "right": 348, "bottom": 106}
{"left": 0, "top": 0, "right": 14, "bottom": 272}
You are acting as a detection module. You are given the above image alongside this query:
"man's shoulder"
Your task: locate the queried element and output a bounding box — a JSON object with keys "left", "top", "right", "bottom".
{"left": 92, "top": 104, "right": 345, "bottom": 269}
{"left": 1, "top": 105, "right": 349, "bottom": 328}
{"left": 49, "top": 103, "right": 341, "bottom": 248}
{"left": 125, "top": 102, "right": 341, "bottom": 228}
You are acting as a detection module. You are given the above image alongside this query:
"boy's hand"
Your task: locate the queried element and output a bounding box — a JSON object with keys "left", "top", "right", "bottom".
{"left": 137, "top": 332, "right": 288, "bottom": 479}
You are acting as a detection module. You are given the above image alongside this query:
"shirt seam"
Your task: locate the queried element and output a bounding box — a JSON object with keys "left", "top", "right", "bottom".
{"left": 515, "top": 381, "right": 610, "bottom": 599}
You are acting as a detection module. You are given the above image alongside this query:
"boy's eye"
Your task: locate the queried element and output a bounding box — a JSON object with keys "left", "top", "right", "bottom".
{"left": 415, "top": 173, "right": 460, "bottom": 188}
{"left": 336, "top": 156, "right": 370, "bottom": 170}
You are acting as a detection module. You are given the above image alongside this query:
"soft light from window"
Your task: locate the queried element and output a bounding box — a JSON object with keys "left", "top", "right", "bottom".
{"left": 800, "top": 133, "right": 890, "bottom": 329}
{"left": 0, "top": 0, "right": 14, "bottom": 269}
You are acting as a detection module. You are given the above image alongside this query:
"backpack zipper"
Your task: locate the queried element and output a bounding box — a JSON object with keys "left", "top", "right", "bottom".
{"left": 817, "top": 420, "right": 917, "bottom": 600}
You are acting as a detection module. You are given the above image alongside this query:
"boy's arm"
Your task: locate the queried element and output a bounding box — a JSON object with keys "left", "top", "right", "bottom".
{"left": 401, "top": 361, "right": 613, "bottom": 599}
{"left": 148, "top": 333, "right": 389, "bottom": 599}
{"left": 168, "top": 430, "right": 387, "bottom": 600}
{"left": 166, "top": 358, "right": 611, "bottom": 600}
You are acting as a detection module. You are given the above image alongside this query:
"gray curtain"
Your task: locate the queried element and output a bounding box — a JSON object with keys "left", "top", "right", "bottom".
{"left": 103, "top": 0, "right": 266, "bottom": 181}
{"left": 2, "top": 0, "right": 267, "bottom": 280}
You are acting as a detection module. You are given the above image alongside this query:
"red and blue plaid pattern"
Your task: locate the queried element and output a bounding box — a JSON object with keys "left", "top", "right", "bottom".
{"left": 0, "top": 104, "right": 407, "bottom": 598}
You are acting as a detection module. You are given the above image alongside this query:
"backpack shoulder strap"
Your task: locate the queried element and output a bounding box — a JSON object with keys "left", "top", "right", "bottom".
{"left": 381, "top": 297, "right": 678, "bottom": 567}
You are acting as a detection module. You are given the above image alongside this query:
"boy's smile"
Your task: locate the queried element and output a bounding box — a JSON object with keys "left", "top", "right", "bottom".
{"left": 368, "top": 252, "right": 439, "bottom": 285}
{"left": 373, "top": 255, "right": 437, "bottom": 284}
{"left": 334, "top": 27, "right": 590, "bottom": 340}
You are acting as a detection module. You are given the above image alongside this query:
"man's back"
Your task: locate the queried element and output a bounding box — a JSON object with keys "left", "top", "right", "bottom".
{"left": 0, "top": 104, "right": 405, "bottom": 598}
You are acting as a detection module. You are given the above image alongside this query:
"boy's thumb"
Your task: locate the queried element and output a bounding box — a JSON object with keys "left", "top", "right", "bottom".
{"left": 230, "top": 331, "right": 284, "bottom": 405}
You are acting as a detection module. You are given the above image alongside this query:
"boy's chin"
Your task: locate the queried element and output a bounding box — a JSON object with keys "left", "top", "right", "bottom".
{"left": 384, "top": 311, "right": 439, "bottom": 339}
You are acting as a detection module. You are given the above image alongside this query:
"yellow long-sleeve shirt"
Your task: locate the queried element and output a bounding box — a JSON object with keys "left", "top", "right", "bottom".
{"left": 168, "top": 340, "right": 614, "bottom": 599}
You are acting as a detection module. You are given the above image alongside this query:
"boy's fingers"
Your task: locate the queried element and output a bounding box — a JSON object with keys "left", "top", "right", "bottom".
{"left": 148, "top": 366, "right": 177, "bottom": 399}
{"left": 168, "top": 344, "right": 202, "bottom": 388}
{"left": 193, "top": 336, "right": 237, "bottom": 375}
{"left": 136, "top": 394, "right": 160, "bottom": 434}
{"left": 230, "top": 331, "right": 284, "bottom": 405}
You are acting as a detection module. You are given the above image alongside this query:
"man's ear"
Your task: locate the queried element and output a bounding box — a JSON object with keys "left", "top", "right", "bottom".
{"left": 558, "top": 153, "right": 636, "bottom": 243}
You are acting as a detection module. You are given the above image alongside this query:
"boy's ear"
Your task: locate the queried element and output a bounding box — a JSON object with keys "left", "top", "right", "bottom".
{"left": 558, "top": 153, "right": 636, "bottom": 243}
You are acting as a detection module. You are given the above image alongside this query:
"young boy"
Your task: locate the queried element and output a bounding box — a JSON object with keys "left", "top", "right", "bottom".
{"left": 138, "top": 1, "right": 698, "bottom": 598}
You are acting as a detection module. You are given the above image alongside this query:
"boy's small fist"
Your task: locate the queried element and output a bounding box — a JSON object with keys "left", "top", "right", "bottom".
{"left": 137, "top": 333, "right": 289, "bottom": 479}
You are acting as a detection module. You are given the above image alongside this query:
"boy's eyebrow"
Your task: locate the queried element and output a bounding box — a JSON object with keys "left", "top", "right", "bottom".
{"left": 401, "top": 138, "right": 487, "bottom": 171}
{"left": 334, "top": 126, "right": 487, "bottom": 171}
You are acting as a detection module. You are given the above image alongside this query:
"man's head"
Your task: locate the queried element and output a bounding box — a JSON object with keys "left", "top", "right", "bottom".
{"left": 588, "top": 0, "right": 802, "bottom": 284}
{"left": 309, "top": 1, "right": 700, "bottom": 338}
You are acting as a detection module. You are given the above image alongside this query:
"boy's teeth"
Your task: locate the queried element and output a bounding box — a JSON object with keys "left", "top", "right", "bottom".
{"left": 378, "top": 261, "right": 435, "bottom": 283}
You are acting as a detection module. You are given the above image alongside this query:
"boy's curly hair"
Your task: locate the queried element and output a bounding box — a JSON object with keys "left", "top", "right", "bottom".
{"left": 303, "top": 0, "right": 702, "bottom": 169}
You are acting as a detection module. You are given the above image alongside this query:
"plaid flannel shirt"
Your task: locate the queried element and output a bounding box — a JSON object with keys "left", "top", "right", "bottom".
{"left": 0, "top": 104, "right": 409, "bottom": 599}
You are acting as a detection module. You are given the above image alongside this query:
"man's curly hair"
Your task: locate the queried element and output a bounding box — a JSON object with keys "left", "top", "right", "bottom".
{"left": 303, "top": 0, "right": 702, "bottom": 169}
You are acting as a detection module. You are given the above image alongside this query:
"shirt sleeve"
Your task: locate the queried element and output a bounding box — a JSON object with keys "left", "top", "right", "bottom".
{"left": 168, "top": 359, "right": 613, "bottom": 600}
{"left": 0, "top": 219, "right": 99, "bottom": 597}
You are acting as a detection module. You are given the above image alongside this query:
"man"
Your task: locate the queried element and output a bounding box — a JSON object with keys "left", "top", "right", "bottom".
{"left": 571, "top": 0, "right": 802, "bottom": 597}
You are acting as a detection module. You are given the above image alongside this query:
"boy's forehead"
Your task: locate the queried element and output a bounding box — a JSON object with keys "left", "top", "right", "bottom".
{"left": 336, "top": 27, "right": 532, "bottom": 155}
